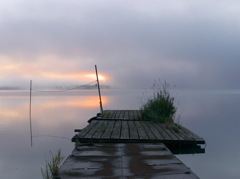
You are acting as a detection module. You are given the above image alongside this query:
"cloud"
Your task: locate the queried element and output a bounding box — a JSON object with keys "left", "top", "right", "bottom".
{"left": 0, "top": 0, "right": 240, "bottom": 89}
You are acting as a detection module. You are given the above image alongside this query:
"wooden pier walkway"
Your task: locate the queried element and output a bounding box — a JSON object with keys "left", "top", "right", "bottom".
{"left": 58, "top": 143, "right": 200, "bottom": 179}
{"left": 58, "top": 110, "right": 205, "bottom": 179}
{"left": 72, "top": 110, "right": 205, "bottom": 147}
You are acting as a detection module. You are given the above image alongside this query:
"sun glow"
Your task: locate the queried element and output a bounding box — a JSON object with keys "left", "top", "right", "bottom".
{"left": 39, "top": 72, "right": 108, "bottom": 82}
{"left": 0, "top": 57, "right": 109, "bottom": 83}
{"left": 85, "top": 74, "right": 106, "bottom": 81}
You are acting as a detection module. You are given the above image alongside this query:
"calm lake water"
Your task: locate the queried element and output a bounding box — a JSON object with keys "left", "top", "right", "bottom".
{"left": 0, "top": 89, "right": 239, "bottom": 179}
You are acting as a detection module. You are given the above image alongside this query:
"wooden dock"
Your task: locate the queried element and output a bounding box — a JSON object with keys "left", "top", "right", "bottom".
{"left": 58, "top": 143, "right": 200, "bottom": 179}
{"left": 58, "top": 110, "right": 205, "bottom": 179}
{"left": 72, "top": 110, "right": 205, "bottom": 147}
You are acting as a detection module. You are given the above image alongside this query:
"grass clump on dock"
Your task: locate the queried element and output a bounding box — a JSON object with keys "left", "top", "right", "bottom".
{"left": 139, "top": 80, "right": 177, "bottom": 124}
{"left": 41, "top": 149, "right": 64, "bottom": 179}
{"left": 171, "top": 123, "right": 182, "bottom": 133}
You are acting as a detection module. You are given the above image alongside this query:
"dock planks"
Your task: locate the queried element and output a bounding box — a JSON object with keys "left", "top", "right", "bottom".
{"left": 72, "top": 110, "right": 205, "bottom": 146}
{"left": 64, "top": 110, "right": 205, "bottom": 179}
{"left": 58, "top": 143, "right": 200, "bottom": 179}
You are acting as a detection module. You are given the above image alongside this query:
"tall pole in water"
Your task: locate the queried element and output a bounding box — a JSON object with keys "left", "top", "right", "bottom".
{"left": 29, "top": 80, "right": 33, "bottom": 147}
{"left": 95, "top": 65, "right": 103, "bottom": 113}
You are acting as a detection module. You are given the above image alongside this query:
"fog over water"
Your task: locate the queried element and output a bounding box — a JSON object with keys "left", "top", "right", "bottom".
{"left": 1, "top": 1, "right": 240, "bottom": 178}
{"left": 0, "top": 89, "right": 239, "bottom": 179}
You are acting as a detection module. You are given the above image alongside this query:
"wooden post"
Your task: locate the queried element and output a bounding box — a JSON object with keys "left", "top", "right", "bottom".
{"left": 29, "top": 80, "right": 33, "bottom": 147}
{"left": 95, "top": 65, "right": 103, "bottom": 113}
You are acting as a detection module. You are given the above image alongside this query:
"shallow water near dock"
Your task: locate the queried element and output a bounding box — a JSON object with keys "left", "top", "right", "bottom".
{"left": 0, "top": 89, "right": 239, "bottom": 179}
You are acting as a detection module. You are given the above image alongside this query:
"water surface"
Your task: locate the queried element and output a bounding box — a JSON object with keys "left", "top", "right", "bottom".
{"left": 0, "top": 89, "right": 239, "bottom": 179}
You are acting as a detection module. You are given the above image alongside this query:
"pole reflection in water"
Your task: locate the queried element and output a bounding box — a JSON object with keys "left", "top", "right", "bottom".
{"left": 0, "top": 89, "right": 240, "bottom": 179}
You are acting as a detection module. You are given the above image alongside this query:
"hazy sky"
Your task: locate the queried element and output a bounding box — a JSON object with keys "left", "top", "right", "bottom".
{"left": 1, "top": 0, "right": 240, "bottom": 89}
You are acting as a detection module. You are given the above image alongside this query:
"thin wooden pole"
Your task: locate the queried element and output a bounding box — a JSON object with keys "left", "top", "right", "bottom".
{"left": 29, "top": 80, "right": 33, "bottom": 147}
{"left": 95, "top": 65, "right": 103, "bottom": 113}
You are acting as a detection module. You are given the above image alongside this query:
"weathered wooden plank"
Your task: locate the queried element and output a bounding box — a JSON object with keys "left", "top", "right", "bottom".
{"left": 123, "top": 110, "right": 130, "bottom": 120}
{"left": 98, "top": 110, "right": 105, "bottom": 120}
{"left": 128, "top": 121, "right": 139, "bottom": 140}
{"left": 111, "top": 120, "right": 122, "bottom": 139}
{"left": 132, "top": 110, "right": 140, "bottom": 120}
{"left": 101, "top": 121, "right": 115, "bottom": 139}
{"left": 77, "top": 120, "right": 98, "bottom": 138}
{"left": 134, "top": 110, "right": 140, "bottom": 119}
{"left": 135, "top": 110, "right": 141, "bottom": 119}
{"left": 181, "top": 126, "right": 205, "bottom": 143}
{"left": 59, "top": 143, "right": 200, "bottom": 179}
{"left": 118, "top": 110, "right": 125, "bottom": 119}
{"left": 129, "top": 110, "right": 134, "bottom": 120}
{"left": 110, "top": 110, "right": 116, "bottom": 119}
{"left": 103, "top": 110, "right": 116, "bottom": 120}
{"left": 84, "top": 120, "right": 104, "bottom": 139}
{"left": 113, "top": 110, "right": 120, "bottom": 120}
{"left": 181, "top": 126, "right": 202, "bottom": 139}
{"left": 163, "top": 124, "right": 185, "bottom": 141}
{"left": 144, "top": 121, "right": 164, "bottom": 140}
{"left": 102, "top": 110, "right": 113, "bottom": 119}
{"left": 176, "top": 125, "right": 196, "bottom": 141}
{"left": 78, "top": 110, "right": 204, "bottom": 145}
{"left": 120, "top": 121, "right": 129, "bottom": 140}
{"left": 92, "top": 120, "right": 109, "bottom": 139}
{"left": 158, "top": 124, "right": 180, "bottom": 141}
{"left": 134, "top": 121, "right": 149, "bottom": 140}
{"left": 152, "top": 122, "right": 172, "bottom": 140}
{"left": 111, "top": 110, "right": 118, "bottom": 118}
{"left": 140, "top": 121, "right": 157, "bottom": 140}
{"left": 128, "top": 110, "right": 135, "bottom": 120}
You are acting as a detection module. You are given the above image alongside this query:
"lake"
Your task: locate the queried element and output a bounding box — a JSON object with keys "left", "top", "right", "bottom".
{"left": 0, "top": 89, "right": 239, "bottom": 179}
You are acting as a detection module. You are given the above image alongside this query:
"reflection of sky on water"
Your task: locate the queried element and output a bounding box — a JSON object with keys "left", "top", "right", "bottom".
{"left": 0, "top": 89, "right": 239, "bottom": 179}
{"left": 176, "top": 92, "right": 240, "bottom": 179}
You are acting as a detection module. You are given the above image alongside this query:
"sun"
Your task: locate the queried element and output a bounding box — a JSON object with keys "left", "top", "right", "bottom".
{"left": 85, "top": 74, "right": 106, "bottom": 81}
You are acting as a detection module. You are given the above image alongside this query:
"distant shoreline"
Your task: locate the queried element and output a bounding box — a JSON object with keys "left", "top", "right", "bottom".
{"left": 0, "top": 85, "right": 110, "bottom": 91}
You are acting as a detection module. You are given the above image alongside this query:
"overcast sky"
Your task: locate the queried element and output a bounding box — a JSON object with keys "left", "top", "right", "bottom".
{"left": 1, "top": 0, "right": 240, "bottom": 89}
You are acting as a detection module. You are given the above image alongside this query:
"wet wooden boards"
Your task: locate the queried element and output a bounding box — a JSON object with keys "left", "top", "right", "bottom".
{"left": 58, "top": 143, "right": 200, "bottom": 179}
{"left": 72, "top": 110, "right": 205, "bottom": 146}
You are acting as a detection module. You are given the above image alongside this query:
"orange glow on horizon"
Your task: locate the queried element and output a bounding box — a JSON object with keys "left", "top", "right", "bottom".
{"left": 0, "top": 56, "right": 109, "bottom": 82}
{"left": 85, "top": 74, "right": 106, "bottom": 81}
{"left": 33, "top": 96, "right": 108, "bottom": 108}
{"left": 0, "top": 96, "right": 109, "bottom": 127}
{"left": 40, "top": 72, "right": 108, "bottom": 82}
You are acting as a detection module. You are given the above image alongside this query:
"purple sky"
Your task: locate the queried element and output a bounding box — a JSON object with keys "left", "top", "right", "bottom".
{"left": 1, "top": 0, "right": 240, "bottom": 89}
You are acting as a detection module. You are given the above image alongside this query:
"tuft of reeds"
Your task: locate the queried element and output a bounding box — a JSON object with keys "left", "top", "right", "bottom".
{"left": 75, "top": 138, "right": 80, "bottom": 149}
{"left": 139, "top": 80, "right": 177, "bottom": 123}
{"left": 41, "top": 149, "right": 64, "bottom": 179}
